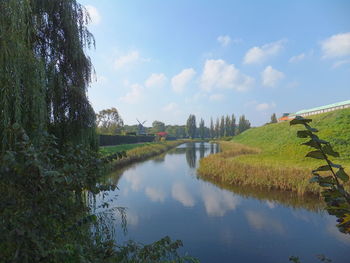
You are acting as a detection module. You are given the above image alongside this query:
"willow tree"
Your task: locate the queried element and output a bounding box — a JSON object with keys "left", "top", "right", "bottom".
{"left": 0, "top": 0, "right": 97, "bottom": 153}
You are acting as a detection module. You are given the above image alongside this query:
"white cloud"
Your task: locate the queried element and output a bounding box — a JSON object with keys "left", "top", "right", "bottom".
{"left": 114, "top": 51, "right": 149, "bottom": 70}
{"left": 256, "top": 103, "right": 269, "bottom": 111}
{"left": 243, "top": 39, "right": 286, "bottom": 64}
{"left": 261, "top": 65, "right": 284, "bottom": 87}
{"left": 332, "top": 59, "right": 350, "bottom": 69}
{"left": 255, "top": 102, "right": 276, "bottom": 111}
{"left": 217, "top": 35, "right": 231, "bottom": 47}
{"left": 321, "top": 32, "right": 350, "bottom": 58}
{"left": 119, "top": 83, "right": 143, "bottom": 104}
{"left": 209, "top": 93, "right": 224, "bottom": 101}
{"left": 85, "top": 5, "right": 101, "bottom": 25}
{"left": 200, "top": 59, "right": 254, "bottom": 92}
{"left": 163, "top": 102, "right": 178, "bottom": 112}
{"left": 289, "top": 53, "right": 305, "bottom": 63}
{"left": 145, "top": 73, "right": 167, "bottom": 89}
{"left": 171, "top": 68, "right": 196, "bottom": 93}
{"left": 145, "top": 187, "right": 165, "bottom": 203}
{"left": 172, "top": 182, "right": 195, "bottom": 207}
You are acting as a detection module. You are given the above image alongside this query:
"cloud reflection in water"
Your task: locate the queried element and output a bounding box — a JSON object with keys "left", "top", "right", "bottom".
{"left": 201, "top": 184, "right": 241, "bottom": 217}
{"left": 172, "top": 182, "right": 196, "bottom": 207}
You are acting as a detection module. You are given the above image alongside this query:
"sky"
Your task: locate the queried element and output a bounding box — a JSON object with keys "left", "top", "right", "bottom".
{"left": 80, "top": 0, "right": 350, "bottom": 127}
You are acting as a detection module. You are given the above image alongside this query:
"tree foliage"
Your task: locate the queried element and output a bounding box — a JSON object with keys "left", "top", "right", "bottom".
{"left": 186, "top": 115, "right": 197, "bottom": 139}
{"left": 199, "top": 118, "right": 205, "bottom": 139}
{"left": 0, "top": 0, "right": 97, "bottom": 152}
{"left": 210, "top": 118, "right": 214, "bottom": 138}
{"left": 237, "top": 115, "right": 251, "bottom": 134}
{"left": 152, "top": 120, "right": 166, "bottom": 133}
{"left": 96, "top": 108, "right": 124, "bottom": 134}
{"left": 270, "top": 113, "right": 278, "bottom": 123}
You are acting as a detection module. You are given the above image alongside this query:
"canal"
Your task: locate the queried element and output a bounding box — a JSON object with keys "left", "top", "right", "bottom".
{"left": 97, "top": 142, "right": 350, "bottom": 262}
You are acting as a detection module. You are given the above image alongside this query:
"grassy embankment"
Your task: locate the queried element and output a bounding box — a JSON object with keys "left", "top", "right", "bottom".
{"left": 198, "top": 108, "right": 350, "bottom": 195}
{"left": 100, "top": 140, "right": 187, "bottom": 168}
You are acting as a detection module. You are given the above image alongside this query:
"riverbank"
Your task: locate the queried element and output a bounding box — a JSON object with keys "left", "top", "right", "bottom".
{"left": 105, "top": 140, "right": 188, "bottom": 168}
{"left": 198, "top": 108, "right": 350, "bottom": 195}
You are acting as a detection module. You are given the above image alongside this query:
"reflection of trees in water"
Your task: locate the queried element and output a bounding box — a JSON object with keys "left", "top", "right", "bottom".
{"left": 167, "top": 147, "right": 187, "bottom": 155}
{"left": 199, "top": 176, "right": 324, "bottom": 212}
{"left": 152, "top": 154, "right": 166, "bottom": 163}
{"left": 215, "top": 143, "right": 220, "bottom": 153}
{"left": 210, "top": 143, "right": 220, "bottom": 154}
{"left": 185, "top": 143, "right": 197, "bottom": 168}
{"left": 199, "top": 142, "right": 205, "bottom": 159}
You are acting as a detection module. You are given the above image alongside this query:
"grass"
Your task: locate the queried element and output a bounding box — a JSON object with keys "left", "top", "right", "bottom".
{"left": 198, "top": 108, "right": 350, "bottom": 195}
{"left": 103, "top": 140, "right": 187, "bottom": 168}
{"left": 100, "top": 142, "right": 153, "bottom": 156}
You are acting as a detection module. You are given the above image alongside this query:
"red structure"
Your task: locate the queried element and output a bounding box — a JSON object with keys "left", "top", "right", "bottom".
{"left": 156, "top": 132, "right": 168, "bottom": 137}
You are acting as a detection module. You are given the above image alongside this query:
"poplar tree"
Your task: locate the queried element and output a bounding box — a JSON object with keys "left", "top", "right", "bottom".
{"left": 210, "top": 118, "right": 214, "bottom": 138}
{"left": 270, "top": 113, "right": 278, "bottom": 123}
{"left": 237, "top": 115, "right": 251, "bottom": 134}
{"left": 199, "top": 118, "right": 205, "bottom": 139}
{"left": 215, "top": 118, "right": 220, "bottom": 138}
{"left": 186, "top": 114, "right": 197, "bottom": 139}
{"left": 231, "top": 114, "right": 236, "bottom": 136}
{"left": 225, "top": 115, "right": 231, "bottom": 136}
{"left": 220, "top": 116, "right": 225, "bottom": 137}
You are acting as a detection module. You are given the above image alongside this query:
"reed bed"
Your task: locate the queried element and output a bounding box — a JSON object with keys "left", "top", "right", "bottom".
{"left": 109, "top": 140, "right": 187, "bottom": 168}
{"left": 198, "top": 141, "right": 323, "bottom": 195}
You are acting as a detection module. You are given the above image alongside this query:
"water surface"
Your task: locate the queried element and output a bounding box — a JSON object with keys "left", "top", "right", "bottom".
{"left": 98, "top": 142, "right": 350, "bottom": 262}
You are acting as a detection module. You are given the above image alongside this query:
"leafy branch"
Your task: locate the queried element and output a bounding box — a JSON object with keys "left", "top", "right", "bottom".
{"left": 290, "top": 116, "right": 350, "bottom": 233}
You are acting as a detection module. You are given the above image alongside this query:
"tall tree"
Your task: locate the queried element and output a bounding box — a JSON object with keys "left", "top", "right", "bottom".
{"left": 270, "top": 113, "right": 278, "bottom": 123}
{"left": 215, "top": 117, "right": 220, "bottom": 138}
{"left": 152, "top": 121, "right": 165, "bottom": 133}
{"left": 210, "top": 118, "right": 214, "bottom": 138}
{"left": 237, "top": 115, "right": 251, "bottom": 134}
{"left": 220, "top": 116, "right": 225, "bottom": 137}
{"left": 231, "top": 114, "right": 236, "bottom": 136}
{"left": 0, "top": 0, "right": 97, "bottom": 152}
{"left": 96, "top": 108, "right": 124, "bottom": 134}
{"left": 199, "top": 118, "right": 205, "bottom": 139}
{"left": 186, "top": 114, "right": 196, "bottom": 139}
{"left": 225, "top": 115, "right": 231, "bottom": 137}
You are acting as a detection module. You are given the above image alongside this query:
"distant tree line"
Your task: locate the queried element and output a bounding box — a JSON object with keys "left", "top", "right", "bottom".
{"left": 186, "top": 114, "right": 251, "bottom": 139}
{"left": 96, "top": 107, "right": 251, "bottom": 139}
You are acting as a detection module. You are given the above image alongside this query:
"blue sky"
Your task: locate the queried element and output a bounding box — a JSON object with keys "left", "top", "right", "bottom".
{"left": 81, "top": 0, "right": 350, "bottom": 126}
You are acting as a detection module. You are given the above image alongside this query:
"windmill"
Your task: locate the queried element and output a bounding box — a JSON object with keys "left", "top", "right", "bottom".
{"left": 136, "top": 119, "right": 147, "bottom": 135}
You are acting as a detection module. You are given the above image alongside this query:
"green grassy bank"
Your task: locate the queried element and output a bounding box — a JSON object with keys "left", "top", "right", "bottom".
{"left": 103, "top": 140, "right": 187, "bottom": 168}
{"left": 100, "top": 142, "right": 153, "bottom": 156}
{"left": 198, "top": 108, "right": 350, "bottom": 195}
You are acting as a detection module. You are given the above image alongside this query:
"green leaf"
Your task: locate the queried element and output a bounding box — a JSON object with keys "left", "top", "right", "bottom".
{"left": 289, "top": 116, "right": 312, "bottom": 126}
{"left": 313, "top": 165, "right": 332, "bottom": 172}
{"left": 314, "top": 137, "right": 329, "bottom": 144}
{"left": 305, "top": 124, "right": 318, "bottom": 132}
{"left": 322, "top": 144, "right": 340, "bottom": 157}
{"left": 297, "top": 130, "right": 312, "bottom": 138}
{"left": 318, "top": 176, "right": 336, "bottom": 185}
{"left": 305, "top": 150, "right": 325, "bottom": 160}
{"left": 302, "top": 139, "right": 321, "bottom": 149}
{"left": 329, "top": 161, "right": 342, "bottom": 169}
{"left": 336, "top": 168, "right": 349, "bottom": 182}
{"left": 310, "top": 176, "right": 320, "bottom": 183}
